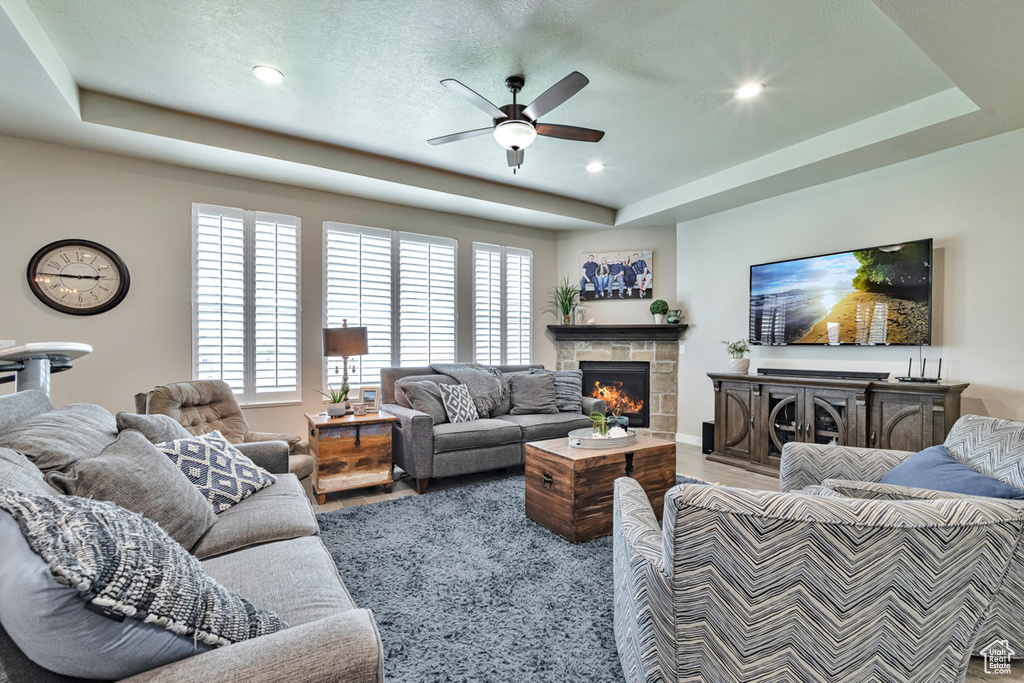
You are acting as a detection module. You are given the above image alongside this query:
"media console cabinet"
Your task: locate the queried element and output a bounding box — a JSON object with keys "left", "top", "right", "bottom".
{"left": 707, "top": 372, "right": 969, "bottom": 475}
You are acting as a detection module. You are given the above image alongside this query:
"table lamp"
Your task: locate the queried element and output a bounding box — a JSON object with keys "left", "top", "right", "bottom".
{"left": 323, "top": 321, "right": 368, "bottom": 415}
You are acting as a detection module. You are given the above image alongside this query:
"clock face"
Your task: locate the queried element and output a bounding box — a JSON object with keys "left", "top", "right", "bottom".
{"left": 27, "top": 239, "right": 130, "bottom": 315}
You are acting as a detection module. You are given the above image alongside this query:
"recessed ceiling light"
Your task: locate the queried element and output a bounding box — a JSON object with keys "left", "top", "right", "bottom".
{"left": 734, "top": 82, "right": 765, "bottom": 100}
{"left": 586, "top": 162, "right": 605, "bottom": 173}
{"left": 252, "top": 65, "right": 284, "bottom": 84}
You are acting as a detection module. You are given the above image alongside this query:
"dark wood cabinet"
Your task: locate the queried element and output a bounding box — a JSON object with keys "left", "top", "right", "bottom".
{"left": 708, "top": 373, "right": 967, "bottom": 475}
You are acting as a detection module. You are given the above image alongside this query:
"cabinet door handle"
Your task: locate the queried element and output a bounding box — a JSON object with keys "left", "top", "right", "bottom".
{"left": 797, "top": 422, "right": 803, "bottom": 438}
{"left": 805, "top": 423, "right": 812, "bottom": 437}
{"left": 750, "top": 414, "right": 754, "bottom": 426}
{"left": 870, "top": 430, "right": 876, "bottom": 446}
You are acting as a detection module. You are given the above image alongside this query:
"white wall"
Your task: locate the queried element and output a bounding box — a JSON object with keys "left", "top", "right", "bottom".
{"left": 675, "top": 126, "right": 1024, "bottom": 438}
{"left": 0, "top": 135, "right": 559, "bottom": 438}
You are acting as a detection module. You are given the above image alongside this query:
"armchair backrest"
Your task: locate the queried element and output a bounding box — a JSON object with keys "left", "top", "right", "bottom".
{"left": 140, "top": 380, "right": 249, "bottom": 443}
{"left": 662, "top": 484, "right": 1023, "bottom": 681}
{"left": 945, "top": 414, "right": 1024, "bottom": 488}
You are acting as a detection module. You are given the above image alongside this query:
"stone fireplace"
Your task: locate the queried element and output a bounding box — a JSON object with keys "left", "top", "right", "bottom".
{"left": 580, "top": 361, "right": 650, "bottom": 428}
{"left": 549, "top": 324, "right": 686, "bottom": 441}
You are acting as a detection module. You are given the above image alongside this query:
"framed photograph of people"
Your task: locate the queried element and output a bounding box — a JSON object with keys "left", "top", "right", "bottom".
{"left": 578, "top": 250, "right": 654, "bottom": 300}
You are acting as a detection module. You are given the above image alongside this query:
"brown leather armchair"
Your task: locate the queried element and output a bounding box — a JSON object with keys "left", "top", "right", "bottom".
{"left": 134, "top": 380, "right": 314, "bottom": 481}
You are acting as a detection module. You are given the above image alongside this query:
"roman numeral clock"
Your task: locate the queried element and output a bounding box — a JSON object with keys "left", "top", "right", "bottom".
{"left": 27, "top": 239, "right": 130, "bottom": 315}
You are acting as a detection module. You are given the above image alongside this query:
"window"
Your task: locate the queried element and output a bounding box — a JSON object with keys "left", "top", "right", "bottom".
{"left": 472, "top": 243, "right": 533, "bottom": 365}
{"left": 323, "top": 223, "right": 457, "bottom": 388}
{"left": 192, "top": 203, "right": 300, "bottom": 404}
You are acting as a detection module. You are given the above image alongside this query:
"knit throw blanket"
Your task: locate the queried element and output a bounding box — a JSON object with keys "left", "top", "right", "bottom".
{"left": 0, "top": 488, "right": 286, "bottom": 646}
{"left": 430, "top": 363, "right": 510, "bottom": 417}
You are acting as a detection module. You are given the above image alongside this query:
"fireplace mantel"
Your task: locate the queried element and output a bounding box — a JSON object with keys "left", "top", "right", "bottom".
{"left": 546, "top": 324, "right": 688, "bottom": 342}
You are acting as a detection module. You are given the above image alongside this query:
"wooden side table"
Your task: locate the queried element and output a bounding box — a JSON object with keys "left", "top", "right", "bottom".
{"left": 306, "top": 411, "right": 397, "bottom": 504}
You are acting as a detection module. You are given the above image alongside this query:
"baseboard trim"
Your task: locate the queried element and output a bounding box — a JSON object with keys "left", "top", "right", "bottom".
{"left": 676, "top": 433, "right": 701, "bottom": 447}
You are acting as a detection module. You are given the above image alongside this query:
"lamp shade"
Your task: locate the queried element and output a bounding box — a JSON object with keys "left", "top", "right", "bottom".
{"left": 323, "top": 326, "right": 368, "bottom": 357}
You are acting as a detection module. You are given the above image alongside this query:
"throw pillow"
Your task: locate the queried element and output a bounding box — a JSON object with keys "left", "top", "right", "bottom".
{"left": 0, "top": 403, "right": 117, "bottom": 473}
{"left": 439, "top": 384, "right": 479, "bottom": 424}
{"left": 880, "top": 444, "right": 1024, "bottom": 499}
{"left": 0, "top": 490, "right": 284, "bottom": 679}
{"left": 0, "top": 511, "right": 213, "bottom": 679}
{"left": 490, "top": 371, "right": 529, "bottom": 417}
{"left": 116, "top": 411, "right": 192, "bottom": 443}
{"left": 509, "top": 373, "right": 559, "bottom": 415}
{"left": 45, "top": 430, "right": 217, "bottom": 550}
{"left": 401, "top": 380, "right": 450, "bottom": 425}
{"left": 530, "top": 368, "right": 584, "bottom": 413}
{"left": 156, "top": 431, "right": 276, "bottom": 512}
{"left": 0, "top": 447, "right": 59, "bottom": 496}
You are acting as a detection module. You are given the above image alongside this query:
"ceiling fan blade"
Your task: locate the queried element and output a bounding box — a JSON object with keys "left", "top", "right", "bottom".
{"left": 440, "top": 79, "right": 508, "bottom": 120}
{"left": 427, "top": 127, "right": 494, "bottom": 146}
{"left": 522, "top": 71, "right": 589, "bottom": 121}
{"left": 535, "top": 123, "right": 605, "bottom": 142}
{"left": 507, "top": 147, "right": 524, "bottom": 167}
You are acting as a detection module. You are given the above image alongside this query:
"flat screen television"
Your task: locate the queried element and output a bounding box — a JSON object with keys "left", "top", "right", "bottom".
{"left": 749, "top": 238, "right": 932, "bottom": 346}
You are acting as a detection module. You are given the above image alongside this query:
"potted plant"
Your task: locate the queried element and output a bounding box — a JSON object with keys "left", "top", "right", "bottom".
{"left": 544, "top": 276, "right": 581, "bottom": 325}
{"left": 316, "top": 386, "right": 350, "bottom": 417}
{"left": 649, "top": 298, "right": 669, "bottom": 324}
{"left": 590, "top": 411, "right": 610, "bottom": 436}
{"left": 721, "top": 338, "right": 751, "bottom": 374}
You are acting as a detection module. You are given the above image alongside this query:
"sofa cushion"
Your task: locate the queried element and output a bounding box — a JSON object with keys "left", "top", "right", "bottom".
{"left": 45, "top": 430, "right": 217, "bottom": 550}
{"left": 116, "top": 410, "right": 192, "bottom": 443}
{"left": 400, "top": 380, "right": 450, "bottom": 424}
{"left": 881, "top": 444, "right": 1024, "bottom": 499}
{"left": 190, "top": 473, "right": 318, "bottom": 560}
{"left": 439, "top": 384, "right": 478, "bottom": 424}
{"left": 202, "top": 536, "right": 354, "bottom": 627}
{"left": 0, "top": 390, "right": 53, "bottom": 434}
{"left": 394, "top": 374, "right": 458, "bottom": 409}
{"left": 432, "top": 419, "right": 522, "bottom": 454}
{"left": 0, "top": 403, "right": 117, "bottom": 473}
{"left": 495, "top": 412, "right": 595, "bottom": 442}
{"left": 530, "top": 368, "right": 584, "bottom": 413}
{"left": 509, "top": 372, "right": 559, "bottom": 415}
{"left": 490, "top": 371, "right": 530, "bottom": 417}
{"left": 944, "top": 414, "right": 1024, "bottom": 489}
{"left": 0, "top": 447, "right": 59, "bottom": 496}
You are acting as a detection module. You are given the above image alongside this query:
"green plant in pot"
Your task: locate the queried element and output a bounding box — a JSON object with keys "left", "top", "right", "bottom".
{"left": 544, "top": 276, "right": 581, "bottom": 325}
{"left": 590, "top": 411, "right": 610, "bottom": 436}
{"left": 316, "top": 386, "right": 350, "bottom": 417}
{"left": 649, "top": 299, "right": 669, "bottom": 324}
{"left": 721, "top": 338, "right": 751, "bottom": 374}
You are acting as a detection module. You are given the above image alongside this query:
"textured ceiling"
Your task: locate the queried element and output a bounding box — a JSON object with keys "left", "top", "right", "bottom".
{"left": 23, "top": 0, "right": 953, "bottom": 208}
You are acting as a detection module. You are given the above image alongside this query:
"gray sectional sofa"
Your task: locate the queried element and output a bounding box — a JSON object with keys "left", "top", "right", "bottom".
{"left": 381, "top": 364, "right": 606, "bottom": 493}
{"left": 0, "top": 390, "right": 382, "bottom": 683}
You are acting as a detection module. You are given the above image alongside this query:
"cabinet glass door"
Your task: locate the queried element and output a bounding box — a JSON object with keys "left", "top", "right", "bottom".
{"left": 765, "top": 387, "right": 802, "bottom": 459}
{"left": 809, "top": 395, "right": 849, "bottom": 446}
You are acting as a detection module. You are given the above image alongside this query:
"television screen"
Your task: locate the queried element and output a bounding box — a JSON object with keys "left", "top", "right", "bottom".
{"left": 749, "top": 238, "right": 932, "bottom": 345}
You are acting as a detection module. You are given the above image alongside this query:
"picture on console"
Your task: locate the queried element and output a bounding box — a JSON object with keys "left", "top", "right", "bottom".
{"left": 579, "top": 250, "right": 653, "bottom": 300}
{"left": 749, "top": 238, "right": 932, "bottom": 345}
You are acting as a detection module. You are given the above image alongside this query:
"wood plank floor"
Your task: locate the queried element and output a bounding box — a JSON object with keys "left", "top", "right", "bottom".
{"left": 306, "top": 442, "right": 1002, "bottom": 681}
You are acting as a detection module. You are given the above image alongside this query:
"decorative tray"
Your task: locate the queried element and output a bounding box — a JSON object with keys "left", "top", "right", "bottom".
{"left": 567, "top": 428, "right": 638, "bottom": 449}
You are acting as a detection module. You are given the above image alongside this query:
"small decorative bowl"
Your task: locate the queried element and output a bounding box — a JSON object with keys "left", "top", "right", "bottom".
{"left": 352, "top": 402, "right": 369, "bottom": 416}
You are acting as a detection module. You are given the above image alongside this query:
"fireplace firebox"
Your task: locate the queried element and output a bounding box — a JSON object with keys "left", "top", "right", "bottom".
{"left": 579, "top": 361, "right": 650, "bottom": 428}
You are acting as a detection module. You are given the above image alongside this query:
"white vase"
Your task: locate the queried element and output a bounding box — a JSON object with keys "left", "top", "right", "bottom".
{"left": 728, "top": 358, "right": 750, "bottom": 374}
{"left": 653, "top": 313, "right": 665, "bottom": 324}
{"left": 326, "top": 402, "right": 348, "bottom": 417}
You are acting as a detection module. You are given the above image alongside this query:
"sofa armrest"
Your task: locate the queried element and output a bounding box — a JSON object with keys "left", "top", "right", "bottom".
{"left": 779, "top": 442, "right": 915, "bottom": 493}
{"left": 233, "top": 441, "right": 290, "bottom": 474}
{"left": 245, "top": 430, "right": 308, "bottom": 455}
{"left": 581, "top": 396, "right": 607, "bottom": 415}
{"left": 613, "top": 478, "right": 675, "bottom": 682}
{"left": 121, "top": 608, "right": 382, "bottom": 683}
{"left": 381, "top": 403, "right": 434, "bottom": 480}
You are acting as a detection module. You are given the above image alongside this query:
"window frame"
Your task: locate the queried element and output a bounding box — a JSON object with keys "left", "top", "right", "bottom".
{"left": 472, "top": 242, "right": 533, "bottom": 365}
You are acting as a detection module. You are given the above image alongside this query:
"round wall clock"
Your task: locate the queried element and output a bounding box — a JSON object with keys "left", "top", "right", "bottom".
{"left": 27, "top": 239, "right": 131, "bottom": 315}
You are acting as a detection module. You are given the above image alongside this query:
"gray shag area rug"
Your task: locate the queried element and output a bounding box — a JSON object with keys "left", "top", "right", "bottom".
{"left": 317, "top": 473, "right": 703, "bottom": 683}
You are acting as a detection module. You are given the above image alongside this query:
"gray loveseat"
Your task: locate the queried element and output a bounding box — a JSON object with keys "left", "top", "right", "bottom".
{"left": 381, "top": 364, "right": 606, "bottom": 493}
{"left": 0, "top": 390, "right": 382, "bottom": 683}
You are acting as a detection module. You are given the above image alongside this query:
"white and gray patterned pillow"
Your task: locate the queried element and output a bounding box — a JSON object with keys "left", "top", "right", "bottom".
{"left": 156, "top": 431, "right": 276, "bottom": 513}
{"left": 530, "top": 368, "right": 583, "bottom": 413}
{"left": 439, "top": 384, "right": 478, "bottom": 424}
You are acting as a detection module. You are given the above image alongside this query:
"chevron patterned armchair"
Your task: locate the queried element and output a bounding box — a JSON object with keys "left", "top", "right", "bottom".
{"left": 613, "top": 477, "right": 1024, "bottom": 682}
{"left": 780, "top": 413, "right": 1024, "bottom": 660}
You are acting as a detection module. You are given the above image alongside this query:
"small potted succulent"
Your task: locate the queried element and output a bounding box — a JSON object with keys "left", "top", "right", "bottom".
{"left": 590, "top": 411, "right": 610, "bottom": 436}
{"left": 649, "top": 298, "right": 669, "bottom": 324}
{"left": 316, "top": 386, "right": 350, "bottom": 417}
{"left": 721, "top": 339, "right": 751, "bottom": 374}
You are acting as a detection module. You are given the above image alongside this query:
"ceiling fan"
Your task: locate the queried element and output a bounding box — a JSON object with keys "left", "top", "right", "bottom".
{"left": 427, "top": 71, "right": 605, "bottom": 173}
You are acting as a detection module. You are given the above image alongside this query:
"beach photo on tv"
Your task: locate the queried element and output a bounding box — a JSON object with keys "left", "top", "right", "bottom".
{"left": 749, "top": 239, "right": 931, "bottom": 345}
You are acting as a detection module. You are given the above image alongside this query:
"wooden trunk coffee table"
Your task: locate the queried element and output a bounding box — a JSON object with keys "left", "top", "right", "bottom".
{"left": 306, "top": 411, "right": 397, "bottom": 504}
{"left": 525, "top": 434, "right": 676, "bottom": 543}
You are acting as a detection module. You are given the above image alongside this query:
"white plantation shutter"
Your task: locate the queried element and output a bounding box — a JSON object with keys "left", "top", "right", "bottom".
{"left": 473, "top": 243, "right": 502, "bottom": 365}
{"left": 192, "top": 204, "right": 301, "bottom": 404}
{"left": 472, "top": 243, "right": 532, "bottom": 365}
{"left": 323, "top": 224, "right": 394, "bottom": 387}
{"left": 398, "top": 233, "right": 457, "bottom": 366}
{"left": 505, "top": 247, "right": 532, "bottom": 364}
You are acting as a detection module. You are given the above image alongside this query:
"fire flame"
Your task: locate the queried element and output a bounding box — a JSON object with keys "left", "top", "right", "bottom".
{"left": 589, "top": 381, "right": 644, "bottom": 414}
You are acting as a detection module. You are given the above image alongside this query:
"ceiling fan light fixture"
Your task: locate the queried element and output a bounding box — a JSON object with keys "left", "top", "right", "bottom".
{"left": 734, "top": 82, "right": 765, "bottom": 100}
{"left": 585, "top": 162, "right": 605, "bottom": 172}
{"left": 252, "top": 65, "right": 284, "bottom": 84}
{"left": 493, "top": 119, "right": 537, "bottom": 150}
